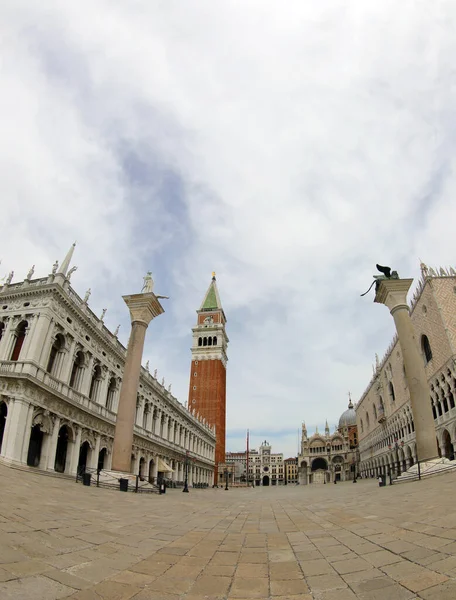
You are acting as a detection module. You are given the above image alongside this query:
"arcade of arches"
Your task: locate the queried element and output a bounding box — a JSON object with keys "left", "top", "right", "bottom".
{"left": 360, "top": 426, "right": 456, "bottom": 478}
{"left": 0, "top": 398, "right": 213, "bottom": 486}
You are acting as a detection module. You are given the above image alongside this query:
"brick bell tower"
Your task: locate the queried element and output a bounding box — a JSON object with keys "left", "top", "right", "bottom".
{"left": 188, "top": 273, "right": 228, "bottom": 484}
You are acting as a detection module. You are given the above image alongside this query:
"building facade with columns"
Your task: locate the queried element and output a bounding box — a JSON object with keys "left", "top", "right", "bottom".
{"left": 224, "top": 441, "right": 284, "bottom": 486}
{"left": 356, "top": 264, "right": 456, "bottom": 478}
{"left": 298, "top": 413, "right": 358, "bottom": 484}
{"left": 0, "top": 251, "right": 216, "bottom": 486}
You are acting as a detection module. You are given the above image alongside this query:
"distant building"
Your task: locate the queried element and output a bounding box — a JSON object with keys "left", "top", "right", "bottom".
{"left": 356, "top": 264, "right": 456, "bottom": 478}
{"left": 298, "top": 408, "right": 358, "bottom": 484}
{"left": 284, "top": 457, "right": 298, "bottom": 484}
{"left": 225, "top": 440, "right": 284, "bottom": 486}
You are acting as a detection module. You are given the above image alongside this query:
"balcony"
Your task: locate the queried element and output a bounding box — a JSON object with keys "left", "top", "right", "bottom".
{"left": 377, "top": 407, "right": 386, "bottom": 423}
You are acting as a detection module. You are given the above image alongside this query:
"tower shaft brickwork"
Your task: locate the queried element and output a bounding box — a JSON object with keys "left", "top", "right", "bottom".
{"left": 188, "top": 275, "right": 228, "bottom": 484}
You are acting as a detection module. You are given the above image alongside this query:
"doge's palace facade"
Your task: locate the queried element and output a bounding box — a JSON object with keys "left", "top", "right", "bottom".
{"left": 0, "top": 249, "right": 215, "bottom": 486}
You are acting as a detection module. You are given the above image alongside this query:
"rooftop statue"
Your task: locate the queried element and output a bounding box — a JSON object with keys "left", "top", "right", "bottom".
{"left": 361, "top": 264, "right": 399, "bottom": 297}
{"left": 141, "top": 271, "right": 154, "bottom": 293}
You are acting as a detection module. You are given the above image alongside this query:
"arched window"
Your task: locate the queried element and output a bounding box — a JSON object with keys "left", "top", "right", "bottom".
{"left": 208, "top": 336, "right": 212, "bottom": 346}
{"left": 89, "top": 364, "right": 102, "bottom": 401}
{"left": 373, "top": 405, "right": 377, "bottom": 420}
{"left": 421, "top": 335, "right": 433, "bottom": 364}
{"left": 10, "top": 320, "right": 28, "bottom": 361}
{"left": 366, "top": 412, "right": 370, "bottom": 428}
{"left": 203, "top": 337, "right": 207, "bottom": 346}
{"left": 379, "top": 396, "right": 384, "bottom": 413}
{"left": 47, "top": 334, "right": 65, "bottom": 375}
{"left": 389, "top": 382, "right": 395, "bottom": 402}
{"left": 69, "top": 351, "right": 85, "bottom": 390}
{"left": 198, "top": 337, "right": 202, "bottom": 347}
{"left": 213, "top": 336, "right": 217, "bottom": 345}
{"left": 0, "top": 322, "right": 5, "bottom": 342}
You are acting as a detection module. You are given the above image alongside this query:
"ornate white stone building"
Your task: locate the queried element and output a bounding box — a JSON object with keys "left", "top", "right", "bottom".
{"left": 0, "top": 247, "right": 216, "bottom": 486}
{"left": 298, "top": 409, "right": 358, "bottom": 484}
{"left": 356, "top": 264, "right": 456, "bottom": 478}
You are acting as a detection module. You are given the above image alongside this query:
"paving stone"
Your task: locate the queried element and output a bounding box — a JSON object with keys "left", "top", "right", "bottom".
{"left": 364, "top": 550, "right": 402, "bottom": 567}
{"left": 419, "top": 579, "right": 456, "bottom": 599}
{"left": 306, "top": 573, "right": 348, "bottom": 591}
{"left": 332, "top": 557, "right": 372, "bottom": 574}
{"left": 0, "top": 574, "right": 75, "bottom": 599}
{"left": 228, "top": 577, "right": 269, "bottom": 598}
{"left": 380, "top": 561, "right": 425, "bottom": 581}
{"left": 189, "top": 575, "right": 231, "bottom": 595}
{"left": 399, "top": 570, "right": 449, "bottom": 593}
{"left": 270, "top": 578, "right": 309, "bottom": 596}
{"left": 236, "top": 563, "right": 268, "bottom": 578}
{"left": 108, "top": 570, "right": 156, "bottom": 586}
{"left": 300, "top": 558, "right": 336, "bottom": 576}
{"left": 151, "top": 574, "right": 194, "bottom": 594}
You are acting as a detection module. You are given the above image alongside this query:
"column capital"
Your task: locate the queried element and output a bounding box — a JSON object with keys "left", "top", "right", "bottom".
{"left": 374, "top": 278, "right": 414, "bottom": 312}
{"left": 123, "top": 293, "right": 165, "bottom": 326}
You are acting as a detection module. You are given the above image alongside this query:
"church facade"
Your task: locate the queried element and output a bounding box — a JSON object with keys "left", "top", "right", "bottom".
{"left": 356, "top": 264, "right": 456, "bottom": 478}
{"left": 298, "top": 405, "right": 358, "bottom": 484}
{"left": 0, "top": 247, "right": 216, "bottom": 486}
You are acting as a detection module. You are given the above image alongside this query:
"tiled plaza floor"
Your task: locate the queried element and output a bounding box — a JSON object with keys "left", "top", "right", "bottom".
{"left": 1, "top": 466, "right": 456, "bottom": 599}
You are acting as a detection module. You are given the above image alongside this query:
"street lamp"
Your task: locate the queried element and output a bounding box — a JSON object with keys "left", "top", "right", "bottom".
{"left": 183, "top": 450, "right": 189, "bottom": 493}
{"left": 224, "top": 469, "right": 229, "bottom": 491}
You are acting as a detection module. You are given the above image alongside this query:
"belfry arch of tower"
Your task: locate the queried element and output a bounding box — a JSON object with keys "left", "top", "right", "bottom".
{"left": 188, "top": 273, "right": 229, "bottom": 484}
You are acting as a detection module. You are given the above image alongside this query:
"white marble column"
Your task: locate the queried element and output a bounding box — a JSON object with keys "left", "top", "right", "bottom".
{"left": 46, "top": 416, "right": 61, "bottom": 471}
{"left": 61, "top": 338, "right": 77, "bottom": 383}
{"left": 154, "top": 411, "right": 161, "bottom": 436}
{"left": 20, "top": 403, "right": 35, "bottom": 464}
{"left": 69, "top": 426, "right": 82, "bottom": 475}
{"left": 80, "top": 355, "right": 94, "bottom": 397}
{"left": 2, "top": 398, "right": 32, "bottom": 464}
{"left": 98, "top": 368, "right": 110, "bottom": 407}
{"left": 19, "top": 315, "right": 37, "bottom": 359}
{"left": 91, "top": 435, "right": 101, "bottom": 470}
{"left": 0, "top": 317, "right": 13, "bottom": 360}
{"left": 28, "top": 313, "right": 53, "bottom": 365}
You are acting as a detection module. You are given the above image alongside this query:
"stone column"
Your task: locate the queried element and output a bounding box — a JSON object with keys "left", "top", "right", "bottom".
{"left": 28, "top": 313, "right": 53, "bottom": 365}
{"left": 375, "top": 278, "right": 438, "bottom": 462}
{"left": 154, "top": 410, "right": 161, "bottom": 436}
{"left": 98, "top": 367, "right": 110, "bottom": 407}
{"left": 20, "top": 403, "right": 35, "bottom": 464}
{"left": 111, "top": 292, "right": 164, "bottom": 473}
{"left": 0, "top": 317, "right": 13, "bottom": 360}
{"left": 91, "top": 435, "right": 101, "bottom": 470}
{"left": 69, "top": 426, "right": 82, "bottom": 475}
{"left": 47, "top": 416, "right": 61, "bottom": 471}
{"left": 81, "top": 355, "right": 94, "bottom": 397}
{"left": 61, "top": 337, "right": 77, "bottom": 383}
{"left": 3, "top": 398, "right": 31, "bottom": 464}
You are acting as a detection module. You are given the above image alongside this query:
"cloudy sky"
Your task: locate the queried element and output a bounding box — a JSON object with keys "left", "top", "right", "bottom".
{"left": 2, "top": 2, "right": 456, "bottom": 457}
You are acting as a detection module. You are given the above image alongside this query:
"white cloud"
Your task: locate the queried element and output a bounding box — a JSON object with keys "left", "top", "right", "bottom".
{"left": 2, "top": 1, "right": 456, "bottom": 456}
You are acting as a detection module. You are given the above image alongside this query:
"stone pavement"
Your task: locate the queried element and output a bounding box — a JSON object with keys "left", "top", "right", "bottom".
{"left": 1, "top": 466, "right": 456, "bottom": 599}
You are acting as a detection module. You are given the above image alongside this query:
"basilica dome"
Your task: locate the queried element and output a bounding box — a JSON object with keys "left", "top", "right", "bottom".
{"left": 338, "top": 397, "right": 357, "bottom": 429}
